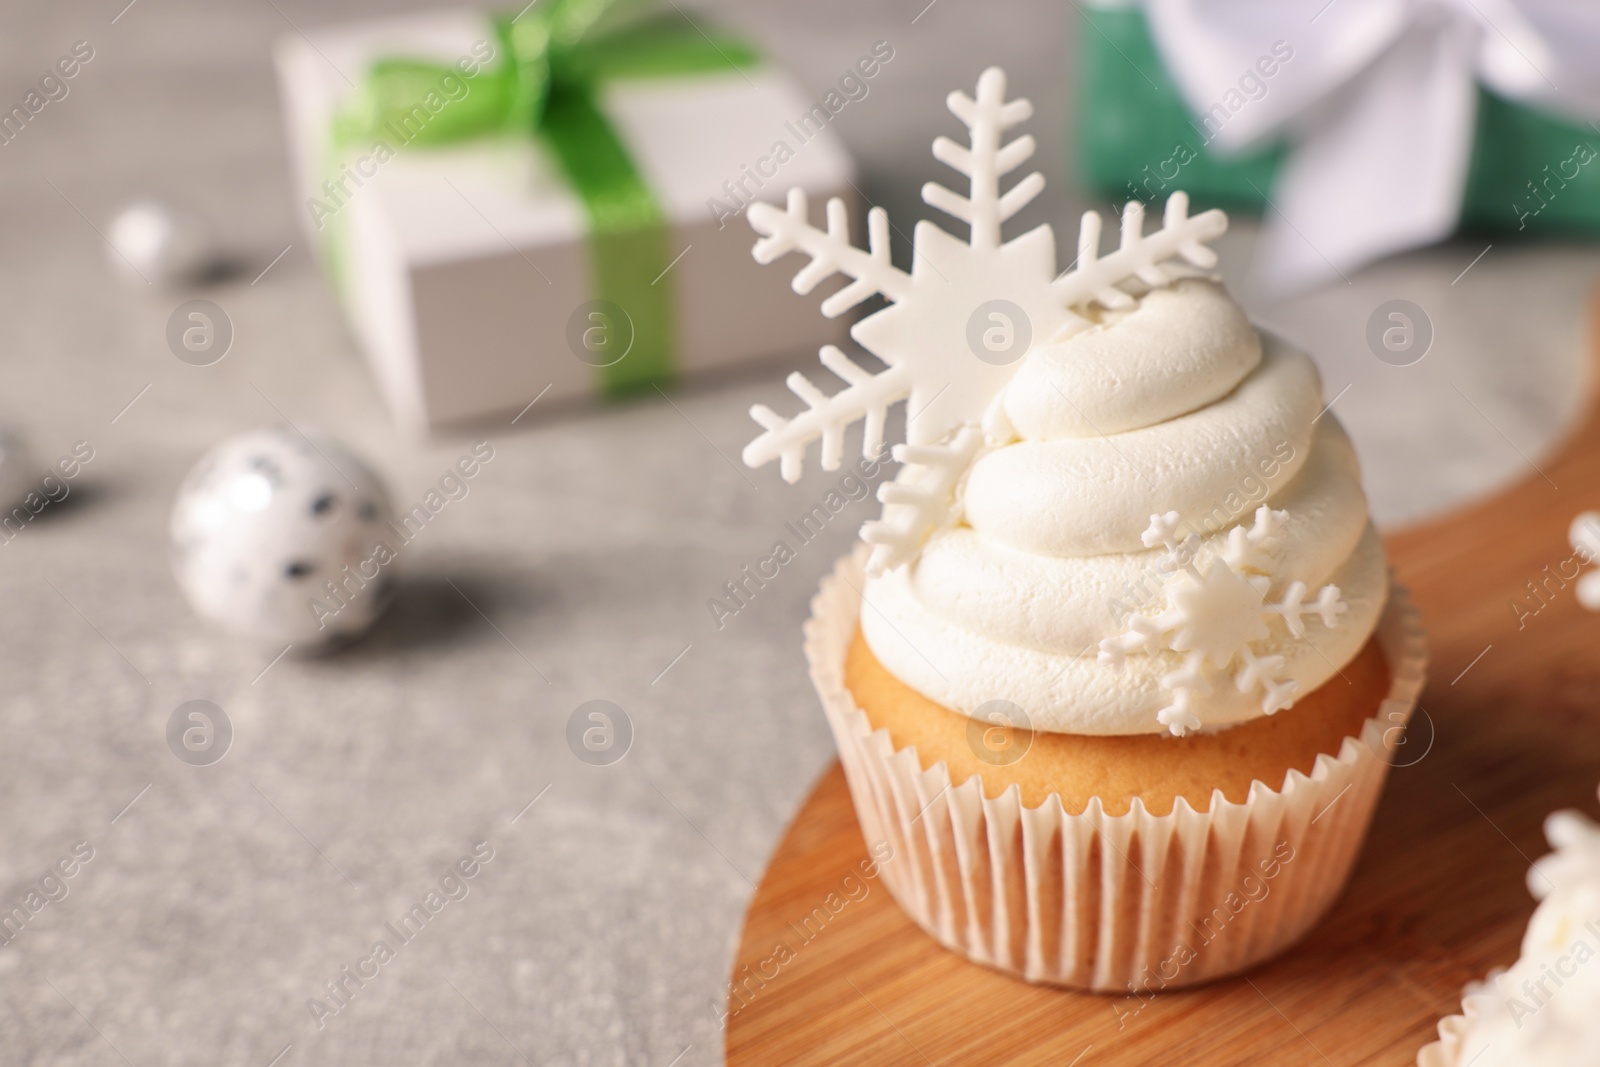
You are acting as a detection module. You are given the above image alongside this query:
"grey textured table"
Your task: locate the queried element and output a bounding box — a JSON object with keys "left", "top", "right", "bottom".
{"left": 0, "top": 2, "right": 1593, "bottom": 1065}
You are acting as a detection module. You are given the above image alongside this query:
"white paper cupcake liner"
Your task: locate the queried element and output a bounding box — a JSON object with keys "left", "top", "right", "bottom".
{"left": 805, "top": 549, "right": 1428, "bottom": 992}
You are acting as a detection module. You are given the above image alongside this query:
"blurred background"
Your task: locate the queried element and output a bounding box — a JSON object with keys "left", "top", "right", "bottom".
{"left": 0, "top": 0, "right": 1595, "bottom": 1064}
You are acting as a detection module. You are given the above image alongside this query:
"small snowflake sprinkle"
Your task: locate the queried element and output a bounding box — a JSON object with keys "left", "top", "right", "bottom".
{"left": 1570, "top": 511, "right": 1600, "bottom": 611}
{"left": 1099, "top": 506, "right": 1346, "bottom": 735}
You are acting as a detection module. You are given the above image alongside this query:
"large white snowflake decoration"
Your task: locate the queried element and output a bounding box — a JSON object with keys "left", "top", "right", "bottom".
{"left": 741, "top": 66, "right": 1228, "bottom": 575}
{"left": 1098, "top": 507, "right": 1348, "bottom": 736}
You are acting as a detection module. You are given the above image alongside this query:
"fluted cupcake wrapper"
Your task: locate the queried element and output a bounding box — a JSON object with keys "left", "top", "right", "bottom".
{"left": 805, "top": 549, "right": 1428, "bottom": 992}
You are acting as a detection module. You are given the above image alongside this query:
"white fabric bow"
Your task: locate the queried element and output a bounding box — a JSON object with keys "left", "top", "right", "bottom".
{"left": 1144, "top": 0, "right": 1600, "bottom": 294}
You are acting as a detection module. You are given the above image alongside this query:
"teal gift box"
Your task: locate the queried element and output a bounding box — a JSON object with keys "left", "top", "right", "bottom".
{"left": 1076, "top": 2, "right": 1600, "bottom": 235}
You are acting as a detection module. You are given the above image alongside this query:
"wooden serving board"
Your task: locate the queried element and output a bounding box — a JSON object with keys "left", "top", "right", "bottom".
{"left": 724, "top": 304, "right": 1600, "bottom": 1066}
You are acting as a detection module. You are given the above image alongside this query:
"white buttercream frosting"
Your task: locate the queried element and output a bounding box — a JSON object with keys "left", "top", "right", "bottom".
{"left": 1447, "top": 810, "right": 1600, "bottom": 1067}
{"left": 860, "top": 279, "right": 1388, "bottom": 735}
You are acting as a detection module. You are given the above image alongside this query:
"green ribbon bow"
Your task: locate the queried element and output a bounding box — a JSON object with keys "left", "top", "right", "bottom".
{"left": 325, "top": 1, "right": 758, "bottom": 395}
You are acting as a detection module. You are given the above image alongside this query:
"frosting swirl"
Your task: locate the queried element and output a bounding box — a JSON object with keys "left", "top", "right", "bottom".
{"left": 860, "top": 280, "right": 1388, "bottom": 735}
{"left": 1447, "top": 810, "right": 1600, "bottom": 1067}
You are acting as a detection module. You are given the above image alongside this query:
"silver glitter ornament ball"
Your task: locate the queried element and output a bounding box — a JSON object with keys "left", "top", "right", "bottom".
{"left": 170, "top": 428, "right": 397, "bottom": 648}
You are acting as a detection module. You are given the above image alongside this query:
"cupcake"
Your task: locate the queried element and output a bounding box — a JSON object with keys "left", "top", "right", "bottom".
{"left": 742, "top": 67, "right": 1426, "bottom": 991}
{"left": 1421, "top": 806, "right": 1600, "bottom": 1066}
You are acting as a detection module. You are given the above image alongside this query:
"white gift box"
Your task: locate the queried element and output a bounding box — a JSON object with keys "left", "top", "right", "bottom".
{"left": 274, "top": 11, "right": 856, "bottom": 431}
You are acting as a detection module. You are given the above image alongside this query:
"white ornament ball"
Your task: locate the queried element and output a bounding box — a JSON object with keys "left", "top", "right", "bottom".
{"left": 0, "top": 428, "right": 38, "bottom": 513}
{"left": 106, "top": 201, "right": 215, "bottom": 287}
{"left": 170, "top": 428, "right": 397, "bottom": 648}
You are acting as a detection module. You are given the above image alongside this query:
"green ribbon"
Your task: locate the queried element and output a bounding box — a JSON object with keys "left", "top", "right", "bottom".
{"left": 324, "top": 1, "right": 758, "bottom": 395}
